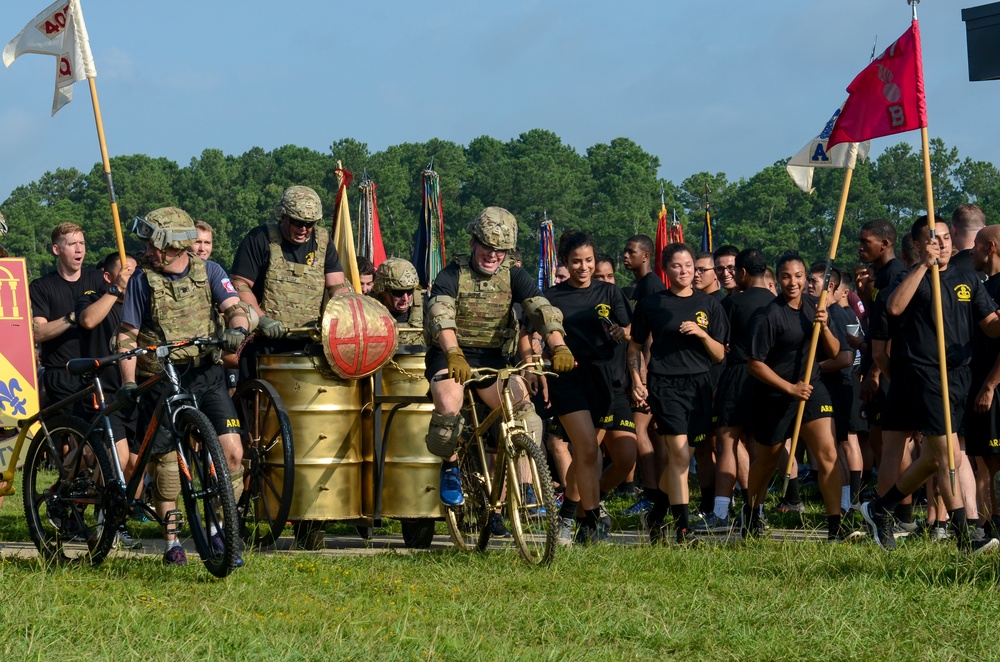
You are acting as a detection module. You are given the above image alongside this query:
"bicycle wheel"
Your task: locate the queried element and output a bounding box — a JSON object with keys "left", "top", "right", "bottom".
{"left": 175, "top": 408, "right": 240, "bottom": 578}
{"left": 22, "top": 415, "right": 118, "bottom": 564}
{"left": 232, "top": 379, "right": 293, "bottom": 548}
{"left": 445, "top": 441, "right": 491, "bottom": 552}
{"left": 505, "top": 431, "right": 558, "bottom": 566}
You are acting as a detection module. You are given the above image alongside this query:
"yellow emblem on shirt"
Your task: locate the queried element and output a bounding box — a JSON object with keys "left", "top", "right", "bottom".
{"left": 695, "top": 310, "right": 709, "bottom": 328}
{"left": 954, "top": 283, "right": 972, "bottom": 302}
{"left": 595, "top": 303, "right": 611, "bottom": 318}
{"left": 305, "top": 251, "right": 316, "bottom": 266}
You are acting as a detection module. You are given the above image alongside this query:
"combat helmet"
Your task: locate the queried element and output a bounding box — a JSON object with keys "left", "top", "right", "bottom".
{"left": 132, "top": 207, "right": 198, "bottom": 250}
{"left": 468, "top": 207, "right": 517, "bottom": 251}
{"left": 373, "top": 258, "right": 420, "bottom": 294}
{"left": 274, "top": 185, "right": 323, "bottom": 222}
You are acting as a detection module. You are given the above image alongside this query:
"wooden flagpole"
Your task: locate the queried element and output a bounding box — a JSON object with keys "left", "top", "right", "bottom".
{"left": 87, "top": 77, "right": 127, "bottom": 268}
{"left": 782, "top": 147, "right": 857, "bottom": 495}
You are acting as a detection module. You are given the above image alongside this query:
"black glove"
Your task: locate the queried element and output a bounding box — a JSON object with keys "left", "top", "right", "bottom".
{"left": 257, "top": 315, "right": 284, "bottom": 340}
{"left": 116, "top": 381, "right": 139, "bottom": 409}
{"left": 221, "top": 328, "right": 248, "bottom": 353}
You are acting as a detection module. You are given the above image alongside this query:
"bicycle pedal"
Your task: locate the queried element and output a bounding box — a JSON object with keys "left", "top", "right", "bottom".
{"left": 163, "top": 509, "right": 185, "bottom": 536}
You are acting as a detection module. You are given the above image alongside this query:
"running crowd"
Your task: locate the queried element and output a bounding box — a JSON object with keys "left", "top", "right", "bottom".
{"left": 23, "top": 192, "right": 1000, "bottom": 560}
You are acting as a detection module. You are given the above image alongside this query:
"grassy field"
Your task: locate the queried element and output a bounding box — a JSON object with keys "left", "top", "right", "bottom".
{"left": 1, "top": 486, "right": 998, "bottom": 661}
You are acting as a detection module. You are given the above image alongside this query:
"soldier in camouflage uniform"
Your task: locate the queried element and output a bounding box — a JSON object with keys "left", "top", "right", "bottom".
{"left": 373, "top": 257, "right": 424, "bottom": 346}
{"left": 117, "top": 207, "right": 255, "bottom": 566}
{"left": 424, "top": 207, "right": 575, "bottom": 506}
{"left": 230, "top": 185, "right": 348, "bottom": 352}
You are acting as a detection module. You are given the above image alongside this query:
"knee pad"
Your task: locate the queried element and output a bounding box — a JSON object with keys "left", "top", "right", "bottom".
{"left": 230, "top": 467, "right": 244, "bottom": 504}
{"left": 515, "top": 402, "right": 543, "bottom": 447}
{"left": 150, "top": 451, "right": 181, "bottom": 502}
{"left": 426, "top": 411, "right": 464, "bottom": 458}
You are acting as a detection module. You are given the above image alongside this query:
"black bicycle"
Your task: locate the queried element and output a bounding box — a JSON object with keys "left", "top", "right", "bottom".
{"left": 20, "top": 337, "right": 241, "bottom": 577}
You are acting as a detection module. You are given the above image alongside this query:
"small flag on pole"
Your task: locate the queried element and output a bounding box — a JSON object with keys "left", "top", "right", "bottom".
{"left": 787, "top": 106, "right": 871, "bottom": 193}
{"left": 3, "top": 0, "right": 97, "bottom": 115}
{"left": 826, "top": 21, "right": 927, "bottom": 149}
{"left": 701, "top": 189, "right": 713, "bottom": 254}
{"left": 333, "top": 163, "right": 362, "bottom": 292}
{"left": 537, "top": 214, "right": 557, "bottom": 290}
{"left": 654, "top": 193, "right": 669, "bottom": 284}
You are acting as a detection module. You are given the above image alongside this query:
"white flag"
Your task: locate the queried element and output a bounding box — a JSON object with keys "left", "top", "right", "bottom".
{"left": 786, "top": 105, "right": 870, "bottom": 194}
{"left": 3, "top": 0, "right": 97, "bottom": 115}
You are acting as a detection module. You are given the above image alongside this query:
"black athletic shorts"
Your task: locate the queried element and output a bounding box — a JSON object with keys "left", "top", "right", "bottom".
{"left": 597, "top": 389, "right": 636, "bottom": 434}
{"left": 713, "top": 362, "right": 755, "bottom": 429}
{"left": 824, "top": 379, "right": 853, "bottom": 442}
{"left": 647, "top": 372, "right": 713, "bottom": 444}
{"left": 865, "top": 375, "right": 891, "bottom": 428}
{"left": 548, "top": 361, "right": 615, "bottom": 426}
{"left": 885, "top": 363, "right": 970, "bottom": 438}
{"left": 82, "top": 394, "right": 139, "bottom": 454}
{"left": 752, "top": 381, "right": 834, "bottom": 447}
{"left": 42, "top": 368, "right": 89, "bottom": 419}
{"left": 963, "top": 383, "right": 1000, "bottom": 457}
{"left": 849, "top": 374, "right": 868, "bottom": 433}
{"left": 136, "top": 363, "right": 241, "bottom": 455}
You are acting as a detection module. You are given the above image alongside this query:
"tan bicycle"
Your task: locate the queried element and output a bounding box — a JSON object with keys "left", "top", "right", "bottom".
{"left": 440, "top": 360, "right": 558, "bottom": 566}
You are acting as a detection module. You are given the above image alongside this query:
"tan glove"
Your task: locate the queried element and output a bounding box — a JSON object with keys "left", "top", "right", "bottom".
{"left": 550, "top": 345, "right": 575, "bottom": 373}
{"left": 445, "top": 347, "right": 472, "bottom": 384}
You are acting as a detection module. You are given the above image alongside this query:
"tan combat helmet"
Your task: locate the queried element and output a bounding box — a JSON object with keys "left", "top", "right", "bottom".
{"left": 468, "top": 206, "right": 517, "bottom": 250}
{"left": 132, "top": 207, "right": 198, "bottom": 250}
{"left": 274, "top": 185, "right": 323, "bottom": 222}
{"left": 373, "top": 257, "right": 420, "bottom": 294}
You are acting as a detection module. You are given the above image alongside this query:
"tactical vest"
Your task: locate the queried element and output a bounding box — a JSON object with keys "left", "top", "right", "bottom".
{"left": 396, "top": 290, "right": 425, "bottom": 347}
{"left": 136, "top": 257, "right": 217, "bottom": 377}
{"left": 454, "top": 256, "right": 516, "bottom": 351}
{"left": 261, "top": 223, "right": 328, "bottom": 328}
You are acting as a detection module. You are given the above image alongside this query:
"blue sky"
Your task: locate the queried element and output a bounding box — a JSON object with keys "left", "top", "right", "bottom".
{"left": 1, "top": 1, "right": 997, "bottom": 204}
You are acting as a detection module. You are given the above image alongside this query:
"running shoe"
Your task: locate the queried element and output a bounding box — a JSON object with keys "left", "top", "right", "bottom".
{"left": 776, "top": 500, "right": 805, "bottom": 514}
{"left": 967, "top": 538, "right": 1000, "bottom": 556}
{"left": 211, "top": 532, "right": 246, "bottom": 568}
{"left": 575, "top": 522, "right": 610, "bottom": 546}
{"left": 692, "top": 512, "right": 732, "bottom": 533}
{"left": 641, "top": 512, "right": 668, "bottom": 545}
{"left": 556, "top": 517, "right": 574, "bottom": 547}
{"left": 622, "top": 497, "right": 652, "bottom": 516}
{"left": 490, "top": 513, "right": 511, "bottom": 538}
{"left": 116, "top": 526, "right": 142, "bottom": 550}
{"left": 522, "top": 484, "right": 546, "bottom": 518}
{"left": 930, "top": 525, "right": 952, "bottom": 542}
{"left": 675, "top": 527, "right": 698, "bottom": 546}
{"left": 598, "top": 501, "right": 612, "bottom": 529}
{"left": 439, "top": 466, "right": 464, "bottom": 507}
{"left": 162, "top": 545, "right": 188, "bottom": 566}
{"left": 861, "top": 502, "right": 896, "bottom": 551}
{"left": 892, "top": 520, "right": 918, "bottom": 539}
{"left": 828, "top": 525, "right": 867, "bottom": 544}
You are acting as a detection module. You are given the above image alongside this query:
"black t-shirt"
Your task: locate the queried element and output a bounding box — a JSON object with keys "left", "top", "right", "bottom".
{"left": 230, "top": 225, "right": 343, "bottom": 303}
{"left": 632, "top": 289, "right": 729, "bottom": 376}
{"left": 750, "top": 294, "right": 827, "bottom": 384}
{"left": 821, "top": 304, "right": 853, "bottom": 387}
{"left": 29, "top": 268, "right": 105, "bottom": 368}
{"left": 722, "top": 286, "right": 775, "bottom": 365}
{"left": 544, "top": 280, "right": 632, "bottom": 365}
{"left": 866, "top": 258, "right": 906, "bottom": 343}
{"left": 76, "top": 289, "right": 123, "bottom": 391}
{"left": 890, "top": 265, "right": 998, "bottom": 367}
{"left": 707, "top": 289, "right": 726, "bottom": 301}
{"left": 628, "top": 272, "right": 666, "bottom": 309}
{"left": 971, "top": 274, "right": 1000, "bottom": 385}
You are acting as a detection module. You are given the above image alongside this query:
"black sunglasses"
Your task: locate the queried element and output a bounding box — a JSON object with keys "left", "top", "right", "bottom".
{"left": 389, "top": 289, "right": 413, "bottom": 297}
{"left": 288, "top": 218, "right": 317, "bottom": 229}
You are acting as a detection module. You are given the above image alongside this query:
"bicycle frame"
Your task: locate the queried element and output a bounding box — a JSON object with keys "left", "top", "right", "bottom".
{"left": 463, "top": 367, "right": 529, "bottom": 501}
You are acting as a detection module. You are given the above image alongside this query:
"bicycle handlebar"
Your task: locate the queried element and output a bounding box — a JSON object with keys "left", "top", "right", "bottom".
{"left": 65, "top": 337, "right": 224, "bottom": 377}
{"left": 430, "top": 359, "right": 557, "bottom": 386}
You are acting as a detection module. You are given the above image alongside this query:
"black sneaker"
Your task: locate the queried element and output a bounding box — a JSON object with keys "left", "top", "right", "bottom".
{"left": 675, "top": 527, "right": 698, "bottom": 546}
{"left": 490, "top": 513, "right": 511, "bottom": 538}
{"left": 641, "top": 512, "right": 667, "bottom": 545}
{"left": 861, "top": 502, "right": 896, "bottom": 551}
{"left": 967, "top": 538, "right": 1000, "bottom": 556}
{"left": 574, "top": 521, "right": 610, "bottom": 546}
{"left": 828, "top": 525, "right": 867, "bottom": 544}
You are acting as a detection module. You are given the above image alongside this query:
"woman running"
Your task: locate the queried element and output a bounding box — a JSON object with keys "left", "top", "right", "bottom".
{"left": 744, "top": 252, "right": 858, "bottom": 542}
{"left": 629, "top": 243, "right": 728, "bottom": 544}
{"left": 544, "top": 231, "right": 632, "bottom": 545}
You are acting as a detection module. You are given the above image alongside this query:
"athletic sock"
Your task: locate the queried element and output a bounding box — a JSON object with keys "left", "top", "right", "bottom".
{"left": 841, "top": 485, "right": 851, "bottom": 513}
{"left": 559, "top": 498, "right": 579, "bottom": 521}
{"left": 165, "top": 539, "right": 182, "bottom": 550}
{"left": 785, "top": 477, "right": 801, "bottom": 505}
{"left": 582, "top": 508, "right": 600, "bottom": 529}
{"left": 950, "top": 508, "right": 969, "bottom": 547}
{"left": 874, "top": 485, "right": 906, "bottom": 516}
{"left": 699, "top": 491, "right": 714, "bottom": 516}
{"left": 827, "top": 513, "right": 842, "bottom": 539}
{"left": 713, "top": 496, "right": 731, "bottom": 520}
{"left": 894, "top": 502, "right": 914, "bottom": 524}
{"left": 740, "top": 489, "right": 750, "bottom": 512}
{"left": 849, "top": 471, "right": 862, "bottom": 505}
{"left": 648, "top": 489, "right": 671, "bottom": 525}
{"left": 643, "top": 486, "right": 658, "bottom": 503}
{"left": 621, "top": 481, "right": 635, "bottom": 493}
{"left": 670, "top": 503, "right": 690, "bottom": 532}
{"left": 442, "top": 459, "right": 458, "bottom": 470}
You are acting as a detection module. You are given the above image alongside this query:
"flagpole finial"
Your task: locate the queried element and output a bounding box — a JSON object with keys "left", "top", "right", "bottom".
{"left": 907, "top": 0, "right": 918, "bottom": 20}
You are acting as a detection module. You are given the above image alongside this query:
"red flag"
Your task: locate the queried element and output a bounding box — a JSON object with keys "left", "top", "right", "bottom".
{"left": 826, "top": 21, "right": 927, "bottom": 149}
{"left": 654, "top": 203, "right": 668, "bottom": 284}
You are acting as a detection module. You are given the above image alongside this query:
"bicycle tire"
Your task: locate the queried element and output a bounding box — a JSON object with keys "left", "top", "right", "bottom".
{"left": 175, "top": 408, "right": 240, "bottom": 578}
{"left": 22, "top": 415, "right": 118, "bottom": 564}
{"left": 445, "top": 440, "right": 491, "bottom": 552}
{"left": 505, "top": 431, "right": 558, "bottom": 566}
{"left": 232, "top": 379, "right": 294, "bottom": 548}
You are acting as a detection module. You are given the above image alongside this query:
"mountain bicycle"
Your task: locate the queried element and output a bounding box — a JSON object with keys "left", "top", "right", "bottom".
{"left": 441, "top": 360, "right": 558, "bottom": 566}
{"left": 18, "top": 337, "right": 241, "bottom": 577}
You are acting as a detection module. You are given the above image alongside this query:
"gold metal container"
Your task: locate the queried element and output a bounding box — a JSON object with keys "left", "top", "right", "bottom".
{"left": 258, "top": 352, "right": 363, "bottom": 520}
{"left": 364, "top": 346, "right": 443, "bottom": 519}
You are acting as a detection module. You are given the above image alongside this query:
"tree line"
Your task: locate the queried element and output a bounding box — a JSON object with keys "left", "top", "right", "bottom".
{"left": 2, "top": 128, "right": 998, "bottom": 278}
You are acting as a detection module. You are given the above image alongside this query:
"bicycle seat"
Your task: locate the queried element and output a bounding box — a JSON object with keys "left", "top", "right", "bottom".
{"left": 66, "top": 354, "right": 121, "bottom": 376}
